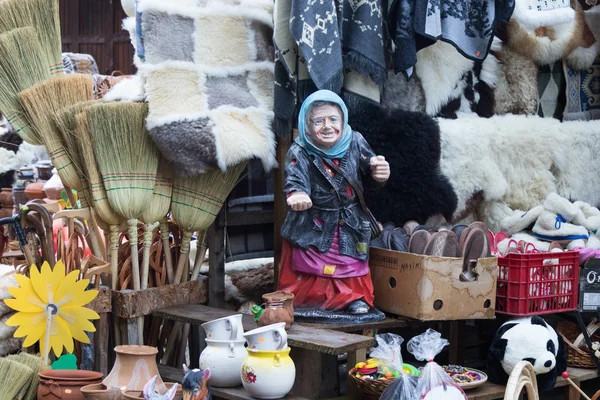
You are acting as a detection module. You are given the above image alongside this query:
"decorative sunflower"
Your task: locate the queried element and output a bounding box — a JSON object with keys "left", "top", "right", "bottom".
{"left": 4, "top": 260, "right": 100, "bottom": 363}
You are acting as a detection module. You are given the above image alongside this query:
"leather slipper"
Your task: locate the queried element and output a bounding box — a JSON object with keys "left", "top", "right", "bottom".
{"left": 459, "top": 221, "right": 490, "bottom": 256}
{"left": 451, "top": 224, "right": 468, "bottom": 244}
{"left": 408, "top": 230, "right": 431, "bottom": 255}
{"left": 424, "top": 230, "right": 460, "bottom": 257}
{"left": 462, "top": 227, "right": 489, "bottom": 261}
{"left": 403, "top": 220, "right": 419, "bottom": 236}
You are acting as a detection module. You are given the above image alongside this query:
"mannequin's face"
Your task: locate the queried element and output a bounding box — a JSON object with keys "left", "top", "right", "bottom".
{"left": 307, "top": 104, "right": 343, "bottom": 149}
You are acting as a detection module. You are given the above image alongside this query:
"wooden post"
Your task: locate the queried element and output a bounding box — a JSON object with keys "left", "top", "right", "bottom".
{"left": 208, "top": 209, "right": 226, "bottom": 308}
{"left": 273, "top": 133, "right": 292, "bottom": 289}
{"left": 347, "top": 348, "right": 367, "bottom": 399}
{"left": 290, "top": 348, "right": 339, "bottom": 399}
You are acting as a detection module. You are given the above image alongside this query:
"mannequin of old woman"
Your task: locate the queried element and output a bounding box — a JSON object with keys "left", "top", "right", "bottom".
{"left": 278, "top": 90, "right": 389, "bottom": 322}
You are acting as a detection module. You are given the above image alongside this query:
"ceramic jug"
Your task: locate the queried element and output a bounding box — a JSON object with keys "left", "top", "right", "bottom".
{"left": 103, "top": 345, "right": 166, "bottom": 393}
{"left": 244, "top": 322, "right": 287, "bottom": 351}
{"left": 241, "top": 347, "right": 295, "bottom": 399}
{"left": 258, "top": 291, "right": 294, "bottom": 329}
{"left": 199, "top": 338, "right": 247, "bottom": 387}
{"left": 201, "top": 314, "right": 244, "bottom": 340}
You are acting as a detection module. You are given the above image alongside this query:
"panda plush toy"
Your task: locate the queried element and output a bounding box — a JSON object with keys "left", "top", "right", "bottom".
{"left": 487, "top": 316, "right": 567, "bottom": 393}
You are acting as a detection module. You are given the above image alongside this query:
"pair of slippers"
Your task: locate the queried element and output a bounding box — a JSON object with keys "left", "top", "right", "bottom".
{"left": 406, "top": 221, "right": 491, "bottom": 259}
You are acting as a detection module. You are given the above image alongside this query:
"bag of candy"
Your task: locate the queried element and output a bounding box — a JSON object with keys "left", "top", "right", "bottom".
{"left": 407, "top": 329, "right": 467, "bottom": 400}
{"left": 368, "top": 333, "right": 418, "bottom": 400}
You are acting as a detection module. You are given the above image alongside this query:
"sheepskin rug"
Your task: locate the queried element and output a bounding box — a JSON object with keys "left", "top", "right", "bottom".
{"left": 439, "top": 114, "right": 600, "bottom": 230}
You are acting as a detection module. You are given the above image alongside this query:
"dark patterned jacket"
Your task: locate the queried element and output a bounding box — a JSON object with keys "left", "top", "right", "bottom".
{"left": 281, "top": 131, "right": 383, "bottom": 261}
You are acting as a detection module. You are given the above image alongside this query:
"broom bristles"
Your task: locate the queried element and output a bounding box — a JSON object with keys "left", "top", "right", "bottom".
{"left": 141, "top": 160, "right": 174, "bottom": 224}
{"left": 19, "top": 74, "right": 95, "bottom": 192}
{"left": 0, "top": 358, "right": 34, "bottom": 400}
{"left": 86, "top": 102, "right": 159, "bottom": 220}
{"left": 74, "top": 109, "right": 122, "bottom": 226}
{"left": 0, "top": 27, "right": 50, "bottom": 144}
{"left": 172, "top": 162, "right": 247, "bottom": 232}
{"left": 6, "top": 353, "right": 50, "bottom": 400}
{"left": 0, "top": 0, "right": 63, "bottom": 76}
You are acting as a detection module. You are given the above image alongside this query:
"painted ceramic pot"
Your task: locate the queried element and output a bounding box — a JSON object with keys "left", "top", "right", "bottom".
{"left": 80, "top": 383, "right": 121, "bottom": 400}
{"left": 199, "top": 338, "right": 247, "bottom": 387}
{"left": 241, "top": 347, "right": 295, "bottom": 399}
{"left": 38, "top": 370, "right": 104, "bottom": 400}
{"left": 103, "top": 345, "right": 166, "bottom": 393}
{"left": 243, "top": 323, "right": 287, "bottom": 351}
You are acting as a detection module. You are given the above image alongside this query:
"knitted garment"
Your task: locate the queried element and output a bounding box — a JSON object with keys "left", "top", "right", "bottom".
{"left": 273, "top": 0, "right": 387, "bottom": 137}
{"left": 137, "top": 0, "right": 276, "bottom": 176}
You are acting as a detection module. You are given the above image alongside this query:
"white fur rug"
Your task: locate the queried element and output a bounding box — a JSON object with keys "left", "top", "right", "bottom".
{"left": 439, "top": 114, "right": 600, "bottom": 230}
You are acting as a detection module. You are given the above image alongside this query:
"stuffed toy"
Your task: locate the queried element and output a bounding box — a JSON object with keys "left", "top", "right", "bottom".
{"left": 488, "top": 316, "right": 567, "bottom": 393}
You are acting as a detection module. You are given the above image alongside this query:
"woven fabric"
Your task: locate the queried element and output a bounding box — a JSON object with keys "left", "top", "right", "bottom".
{"left": 137, "top": 0, "right": 276, "bottom": 176}
{"left": 563, "top": 56, "right": 600, "bottom": 121}
{"left": 538, "top": 60, "right": 567, "bottom": 119}
{"left": 61, "top": 52, "right": 99, "bottom": 75}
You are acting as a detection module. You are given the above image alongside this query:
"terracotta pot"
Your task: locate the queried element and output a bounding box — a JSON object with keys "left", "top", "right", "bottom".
{"left": 258, "top": 291, "right": 295, "bottom": 329}
{"left": 103, "top": 345, "right": 166, "bottom": 393}
{"left": 38, "top": 370, "right": 104, "bottom": 400}
{"left": 25, "top": 182, "right": 46, "bottom": 200}
{"left": 122, "top": 383, "right": 182, "bottom": 400}
{"left": 0, "top": 188, "right": 12, "bottom": 206}
{"left": 81, "top": 383, "right": 122, "bottom": 400}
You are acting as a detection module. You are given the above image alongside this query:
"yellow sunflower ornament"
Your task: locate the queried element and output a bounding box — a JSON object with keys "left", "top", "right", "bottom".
{"left": 4, "top": 260, "right": 100, "bottom": 364}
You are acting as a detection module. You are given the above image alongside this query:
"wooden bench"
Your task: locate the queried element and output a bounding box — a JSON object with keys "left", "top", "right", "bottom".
{"left": 153, "top": 304, "right": 376, "bottom": 399}
{"left": 466, "top": 367, "right": 599, "bottom": 400}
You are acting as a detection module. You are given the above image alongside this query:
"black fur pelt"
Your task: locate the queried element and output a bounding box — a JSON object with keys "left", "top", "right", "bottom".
{"left": 349, "top": 105, "right": 458, "bottom": 225}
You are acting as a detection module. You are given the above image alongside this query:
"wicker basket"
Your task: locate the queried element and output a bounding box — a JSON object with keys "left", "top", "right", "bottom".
{"left": 557, "top": 320, "right": 600, "bottom": 369}
{"left": 348, "top": 368, "right": 394, "bottom": 400}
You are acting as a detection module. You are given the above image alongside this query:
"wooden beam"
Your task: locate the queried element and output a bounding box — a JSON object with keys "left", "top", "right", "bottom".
{"left": 273, "top": 133, "right": 292, "bottom": 289}
{"left": 208, "top": 212, "right": 226, "bottom": 308}
{"left": 111, "top": 278, "right": 207, "bottom": 318}
{"left": 88, "top": 286, "right": 111, "bottom": 314}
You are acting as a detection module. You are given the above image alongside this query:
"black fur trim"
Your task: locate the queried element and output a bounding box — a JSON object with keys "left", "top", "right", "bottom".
{"left": 530, "top": 316, "right": 548, "bottom": 328}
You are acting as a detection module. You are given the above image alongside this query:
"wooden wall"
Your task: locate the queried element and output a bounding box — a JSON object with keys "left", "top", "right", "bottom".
{"left": 59, "top": 0, "right": 136, "bottom": 76}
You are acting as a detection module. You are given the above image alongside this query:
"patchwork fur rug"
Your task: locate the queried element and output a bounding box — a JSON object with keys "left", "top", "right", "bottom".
{"left": 137, "top": 0, "right": 276, "bottom": 176}
{"left": 566, "top": 5, "right": 600, "bottom": 71}
{"left": 439, "top": 114, "right": 600, "bottom": 230}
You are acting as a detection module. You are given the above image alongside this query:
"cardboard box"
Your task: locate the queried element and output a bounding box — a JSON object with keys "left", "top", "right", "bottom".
{"left": 369, "top": 247, "right": 499, "bottom": 321}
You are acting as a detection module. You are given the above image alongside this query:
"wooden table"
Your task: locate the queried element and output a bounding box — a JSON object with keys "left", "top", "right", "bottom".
{"left": 153, "top": 304, "right": 376, "bottom": 399}
{"left": 466, "top": 367, "right": 599, "bottom": 400}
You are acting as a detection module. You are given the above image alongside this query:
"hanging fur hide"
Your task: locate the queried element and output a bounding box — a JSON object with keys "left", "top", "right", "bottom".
{"left": 438, "top": 114, "right": 600, "bottom": 228}
{"left": 415, "top": 41, "right": 499, "bottom": 119}
{"left": 505, "top": 5, "right": 585, "bottom": 65}
{"left": 380, "top": 72, "right": 426, "bottom": 114}
{"left": 0, "top": 116, "right": 46, "bottom": 188}
{"left": 566, "top": 5, "right": 600, "bottom": 71}
{"left": 348, "top": 105, "right": 458, "bottom": 226}
{"left": 492, "top": 38, "right": 540, "bottom": 115}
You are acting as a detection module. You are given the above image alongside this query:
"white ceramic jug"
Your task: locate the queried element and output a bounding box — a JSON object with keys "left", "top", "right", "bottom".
{"left": 199, "top": 339, "right": 247, "bottom": 387}
{"left": 201, "top": 314, "right": 244, "bottom": 340}
{"left": 243, "top": 322, "right": 287, "bottom": 351}
{"left": 120, "top": 0, "right": 135, "bottom": 16}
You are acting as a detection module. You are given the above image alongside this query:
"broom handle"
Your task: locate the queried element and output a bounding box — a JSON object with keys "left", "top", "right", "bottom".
{"left": 160, "top": 218, "right": 175, "bottom": 284}
{"left": 109, "top": 225, "right": 120, "bottom": 290}
{"left": 174, "top": 231, "right": 192, "bottom": 284}
{"left": 141, "top": 224, "right": 153, "bottom": 290}
{"left": 191, "top": 231, "right": 208, "bottom": 281}
{"left": 127, "top": 219, "right": 144, "bottom": 345}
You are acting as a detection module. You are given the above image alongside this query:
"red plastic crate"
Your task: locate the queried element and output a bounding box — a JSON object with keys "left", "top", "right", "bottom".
{"left": 495, "top": 251, "right": 579, "bottom": 316}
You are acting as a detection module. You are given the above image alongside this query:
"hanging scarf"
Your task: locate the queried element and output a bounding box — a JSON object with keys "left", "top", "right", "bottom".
{"left": 296, "top": 90, "right": 352, "bottom": 160}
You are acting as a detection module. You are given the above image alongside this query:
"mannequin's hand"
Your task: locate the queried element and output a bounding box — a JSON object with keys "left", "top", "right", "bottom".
{"left": 287, "top": 192, "right": 313, "bottom": 211}
{"left": 370, "top": 156, "right": 390, "bottom": 183}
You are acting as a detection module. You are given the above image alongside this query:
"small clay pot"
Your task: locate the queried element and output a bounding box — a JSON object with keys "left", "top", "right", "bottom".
{"left": 25, "top": 182, "right": 46, "bottom": 200}
{"left": 258, "top": 291, "right": 295, "bottom": 330}
{"left": 38, "top": 370, "right": 104, "bottom": 400}
{"left": 0, "top": 188, "right": 12, "bottom": 206}
{"left": 122, "top": 383, "right": 182, "bottom": 400}
{"left": 81, "top": 383, "right": 121, "bottom": 400}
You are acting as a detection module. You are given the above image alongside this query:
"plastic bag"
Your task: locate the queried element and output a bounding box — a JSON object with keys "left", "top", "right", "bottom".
{"left": 370, "top": 333, "right": 418, "bottom": 400}
{"left": 407, "top": 329, "right": 467, "bottom": 400}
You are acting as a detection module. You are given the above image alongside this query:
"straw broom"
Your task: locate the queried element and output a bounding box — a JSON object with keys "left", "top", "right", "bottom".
{"left": 18, "top": 74, "right": 106, "bottom": 257}
{"left": 0, "top": 0, "right": 63, "bottom": 76}
{"left": 0, "top": 358, "right": 34, "bottom": 400}
{"left": 6, "top": 353, "right": 50, "bottom": 400}
{"left": 163, "top": 162, "right": 246, "bottom": 364}
{"left": 139, "top": 161, "right": 173, "bottom": 290}
{"left": 0, "top": 27, "right": 50, "bottom": 144}
{"left": 86, "top": 102, "right": 159, "bottom": 344}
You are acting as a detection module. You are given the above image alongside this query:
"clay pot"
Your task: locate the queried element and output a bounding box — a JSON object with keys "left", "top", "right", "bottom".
{"left": 25, "top": 182, "right": 46, "bottom": 200}
{"left": 80, "top": 383, "right": 121, "bottom": 400}
{"left": 258, "top": 291, "right": 295, "bottom": 329}
{"left": 38, "top": 370, "right": 104, "bottom": 400}
{"left": 103, "top": 345, "right": 166, "bottom": 393}
{"left": 0, "top": 188, "right": 12, "bottom": 206}
{"left": 122, "top": 383, "right": 182, "bottom": 400}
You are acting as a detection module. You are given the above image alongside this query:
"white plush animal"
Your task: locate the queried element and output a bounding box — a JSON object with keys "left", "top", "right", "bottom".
{"left": 143, "top": 376, "right": 178, "bottom": 400}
